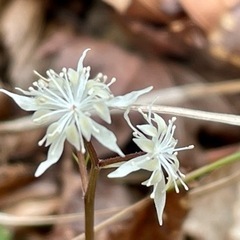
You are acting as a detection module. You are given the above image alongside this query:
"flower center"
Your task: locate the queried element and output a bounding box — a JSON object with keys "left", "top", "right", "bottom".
{"left": 71, "top": 104, "right": 77, "bottom": 112}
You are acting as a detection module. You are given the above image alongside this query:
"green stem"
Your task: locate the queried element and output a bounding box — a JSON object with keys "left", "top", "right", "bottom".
{"left": 84, "top": 165, "right": 99, "bottom": 240}
{"left": 84, "top": 141, "right": 100, "bottom": 240}
{"left": 184, "top": 150, "right": 240, "bottom": 185}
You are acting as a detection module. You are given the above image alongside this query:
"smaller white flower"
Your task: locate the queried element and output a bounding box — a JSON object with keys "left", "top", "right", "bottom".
{"left": 0, "top": 49, "right": 152, "bottom": 177}
{"left": 108, "top": 108, "right": 193, "bottom": 225}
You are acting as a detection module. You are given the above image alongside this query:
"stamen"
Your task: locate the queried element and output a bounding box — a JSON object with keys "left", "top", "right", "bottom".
{"left": 38, "top": 135, "right": 47, "bottom": 146}
{"left": 107, "top": 77, "right": 116, "bottom": 86}
{"left": 34, "top": 70, "right": 49, "bottom": 82}
{"left": 175, "top": 145, "right": 194, "bottom": 152}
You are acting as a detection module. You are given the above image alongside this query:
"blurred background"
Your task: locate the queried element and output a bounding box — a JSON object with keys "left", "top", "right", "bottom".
{"left": 1, "top": 0, "right": 240, "bottom": 239}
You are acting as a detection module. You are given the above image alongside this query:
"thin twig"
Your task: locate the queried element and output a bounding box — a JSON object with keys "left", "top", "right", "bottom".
{"left": 2, "top": 79, "right": 240, "bottom": 134}
{"left": 189, "top": 165, "right": 240, "bottom": 198}
{"left": 130, "top": 105, "right": 240, "bottom": 126}
{"left": 184, "top": 151, "right": 240, "bottom": 184}
{"left": 1, "top": 104, "right": 240, "bottom": 135}
{"left": 0, "top": 207, "right": 124, "bottom": 226}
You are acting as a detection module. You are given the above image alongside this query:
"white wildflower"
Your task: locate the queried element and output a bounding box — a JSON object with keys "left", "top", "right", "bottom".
{"left": 108, "top": 108, "right": 193, "bottom": 225}
{"left": 0, "top": 49, "right": 152, "bottom": 177}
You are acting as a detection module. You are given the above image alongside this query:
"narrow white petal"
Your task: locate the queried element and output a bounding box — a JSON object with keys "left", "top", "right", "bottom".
{"left": 127, "top": 154, "right": 149, "bottom": 165}
{"left": 152, "top": 180, "right": 166, "bottom": 225}
{"left": 75, "top": 67, "right": 90, "bottom": 100}
{"left": 142, "top": 170, "right": 162, "bottom": 187}
{"left": 93, "top": 102, "right": 111, "bottom": 123}
{"left": 44, "top": 113, "right": 72, "bottom": 146}
{"left": 34, "top": 155, "right": 58, "bottom": 177}
{"left": 136, "top": 124, "right": 157, "bottom": 137}
{"left": 78, "top": 114, "right": 92, "bottom": 141}
{"left": 67, "top": 68, "right": 79, "bottom": 86}
{"left": 0, "top": 89, "right": 37, "bottom": 111}
{"left": 137, "top": 158, "right": 158, "bottom": 171}
{"left": 33, "top": 109, "right": 67, "bottom": 124}
{"left": 133, "top": 138, "right": 154, "bottom": 153}
{"left": 107, "top": 86, "right": 153, "bottom": 108}
{"left": 32, "top": 109, "right": 57, "bottom": 124}
{"left": 153, "top": 113, "right": 167, "bottom": 132}
{"left": 108, "top": 161, "right": 140, "bottom": 178}
{"left": 91, "top": 120, "right": 124, "bottom": 157}
{"left": 35, "top": 136, "right": 65, "bottom": 177}
{"left": 48, "top": 133, "right": 65, "bottom": 157}
{"left": 66, "top": 122, "right": 80, "bottom": 150}
{"left": 44, "top": 122, "right": 60, "bottom": 146}
{"left": 77, "top": 49, "right": 91, "bottom": 72}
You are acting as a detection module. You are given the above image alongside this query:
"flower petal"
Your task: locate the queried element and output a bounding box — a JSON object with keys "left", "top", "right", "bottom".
{"left": 153, "top": 113, "right": 166, "bottom": 132}
{"left": 66, "top": 122, "right": 80, "bottom": 150}
{"left": 133, "top": 157, "right": 157, "bottom": 171}
{"left": 44, "top": 121, "right": 66, "bottom": 146}
{"left": 93, "top": 102, "right": 111, "bottom": 123}
{"left": 78, "top": 113, "right": 92, "bottom": 141}
{"left": 0, "top": 89, "right": 37, "bottom": 111}
{"left": 152, "top": 180, "right": 166, "bottom": 225}
{"left": 67, "top": 68, "right": 78, "bottom": 86}
{"left": 142, "top": 170, "right": 162, "bottom": 187}
{"left": 108, "top": 160, "right": 140, "bottom": 178}
{"left": 35, "top": 135, "right": 65, "bottom": 177}
{"left": 137, "top": 124, "right": 157, "bottom": 137}
{"left": 108, "top": 154, "right": 149, "bottom": 177}
{"left": 77, "top": 48, "right": 90, "bottom": 72}
{"left": 91, "top": 120, "right": 124, "bottom": 157}
{"left": 107, "top": 86, "right": 153, "bottom": 108}
{"left": 133, "top": 138, "right": 154, "bottom": 153}
{"left": 32, "top": 109, "right": 65, "bottom": 124}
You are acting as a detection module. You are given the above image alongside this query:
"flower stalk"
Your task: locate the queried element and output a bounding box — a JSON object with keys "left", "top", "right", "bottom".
{"left": 98, "top": 152, "right": 145, "bottom": 168}
{"left": 84, "top": 165, "right": 99, "bottom": 240}
{"left": 84, "top": 141, "right": 100, "bottom": 240}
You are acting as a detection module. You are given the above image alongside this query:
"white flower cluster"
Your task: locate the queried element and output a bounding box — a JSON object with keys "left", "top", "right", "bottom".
{"left": 0, "top": 48, "right": 193, "bottom": 225}
{"left": 108, "top": 109, "right": 193, "bottom": 225}
{"left": 0, "top": 49, "right": 152, "bottom": 176}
